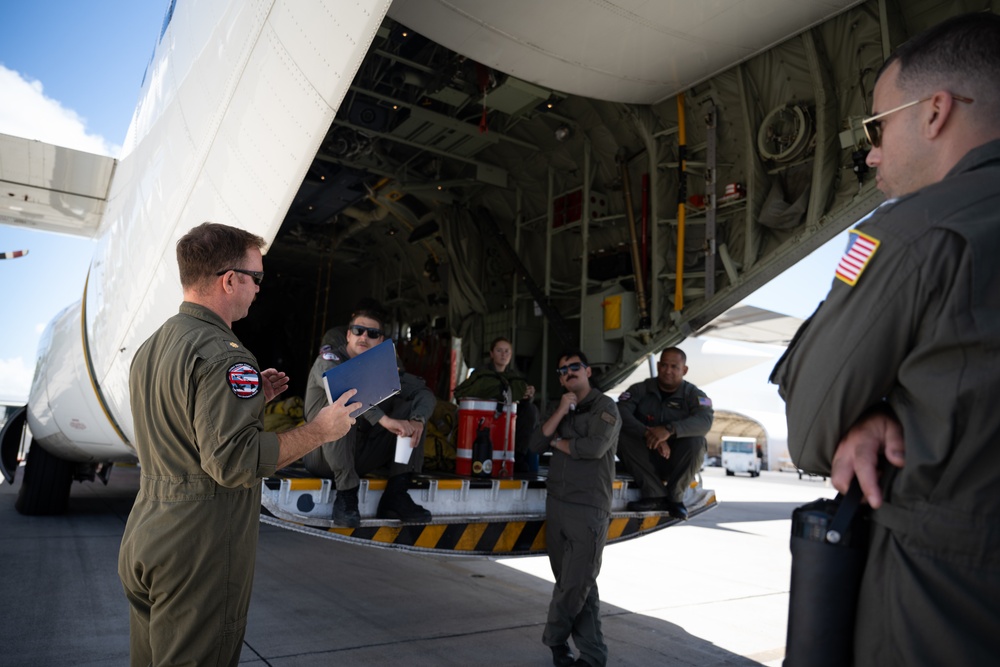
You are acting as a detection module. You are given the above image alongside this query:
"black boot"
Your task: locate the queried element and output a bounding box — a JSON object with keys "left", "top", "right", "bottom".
{"left": 377, "top": 475, "right": 431, "bottom": 522}
{"left": 664, "top": 500, "right": 689, "bottom": 520}
{"left": 550, "top": 643, "right": 575, "bottom": 667}
{"left": 333, "top": 486, "right": 361, "bottom": 527}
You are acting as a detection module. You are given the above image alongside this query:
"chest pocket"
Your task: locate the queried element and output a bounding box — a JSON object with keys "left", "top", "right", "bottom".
{"left": 636, "top": 394, "right": 663, "bottom": 424}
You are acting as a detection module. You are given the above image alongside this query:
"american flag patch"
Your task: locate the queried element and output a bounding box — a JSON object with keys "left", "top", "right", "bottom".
{"left": 835, "top": 230, "right": 880, "bottom": 286}
{"left": 699, "top": 396, "right": 712, "bottom": 407}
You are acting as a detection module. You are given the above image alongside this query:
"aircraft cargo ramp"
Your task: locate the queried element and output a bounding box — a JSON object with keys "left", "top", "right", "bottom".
{"left": 261, "top": 472, "right": 716, "bottom": 557}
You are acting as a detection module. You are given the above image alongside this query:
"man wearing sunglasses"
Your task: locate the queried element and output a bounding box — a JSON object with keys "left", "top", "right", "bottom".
{"left": 119, "top": 223, "right": 360, "bottom": 667}
{"left": 528, "top": 351, "right": 620, "bottom": 667}
{"left": 302, "top": 300, "right": 435, "bottom": 525}
{"left": 615, "top": 347, "right": 713, "bottom": 520}
{"left": 771, "top": 13, "right": 1000, "bottom": 665}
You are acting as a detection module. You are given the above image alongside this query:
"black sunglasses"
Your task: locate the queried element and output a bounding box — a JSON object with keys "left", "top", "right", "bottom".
{"left": 556, "top": 362, "right": 587, "bottom": 376}
{"left": 216, "top": 268, "right": 264, "bottom": 286}
{"left": 349, "top": 324, "right": 384, "bottom": 339}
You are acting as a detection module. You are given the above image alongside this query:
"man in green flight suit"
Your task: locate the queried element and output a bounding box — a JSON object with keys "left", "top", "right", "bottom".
{"left": 303, "top": 300, "right": 435, "bottom": 526}
{"left": 529, "top": 350, "right": 620, "bottom": 667}
{"left": 771, "top": 12, "right": 1000, "bottom": 665}
{"left": 616, "top": 347, "right": 714, "bottom": 520}
{"left": 118, "top": 223, "right": 360, "bottom": 667}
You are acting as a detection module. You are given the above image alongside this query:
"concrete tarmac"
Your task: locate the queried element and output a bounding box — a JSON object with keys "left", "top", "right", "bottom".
{"left": 0, "top": 465, "right": 835, "bottom": 666}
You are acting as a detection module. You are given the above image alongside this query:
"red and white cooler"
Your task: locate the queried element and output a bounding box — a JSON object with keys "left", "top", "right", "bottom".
{"left": 456, "top": 398, "right": 517, "bottom": 478}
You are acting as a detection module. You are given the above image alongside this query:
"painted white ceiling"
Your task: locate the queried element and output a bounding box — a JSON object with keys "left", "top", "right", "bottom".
{"left": 389, "top": 0, "right": 864, "bottom": 104}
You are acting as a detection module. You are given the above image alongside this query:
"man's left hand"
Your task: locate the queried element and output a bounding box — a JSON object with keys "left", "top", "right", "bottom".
{"left": 261, "top": 368, "right": 290, "bottom": 403}
{"left": 408, "top": 419, "right": 425, "bottom": 444}
{"left": 551, "top": 437, "right": 571, "bottom": 455}
{"left": 645, "top": 425, "right": 672, "bottom": 449}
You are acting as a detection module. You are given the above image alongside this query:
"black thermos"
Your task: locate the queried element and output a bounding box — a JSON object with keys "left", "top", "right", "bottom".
{"left": 471, "top": 418, "right": 493, "bottom": 477}
{"left": 784, "top": 479, "right": 869, "bottom": 667}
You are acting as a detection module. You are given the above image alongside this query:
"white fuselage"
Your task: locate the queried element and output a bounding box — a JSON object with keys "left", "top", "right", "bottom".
{"left": 27, "top": 0, "right": 393, "bottom": 461}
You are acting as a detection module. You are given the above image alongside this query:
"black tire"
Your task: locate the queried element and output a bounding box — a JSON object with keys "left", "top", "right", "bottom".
{"left": 0, "top": 406, "right": 27, "bottom": 484}
{"left": 725, "top": 469, "right": 734, "bottom": 476}
{"left": 15, "top": 441, "right": 74, "bottom": 515}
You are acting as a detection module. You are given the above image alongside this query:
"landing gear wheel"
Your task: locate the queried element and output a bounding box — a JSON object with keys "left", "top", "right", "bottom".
{"left": 15, "top": 441, "right": 74, "bottom": 516}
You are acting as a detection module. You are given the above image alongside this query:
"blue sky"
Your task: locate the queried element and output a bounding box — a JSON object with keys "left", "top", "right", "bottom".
{"left": 0, "top": 1, "right": 166, "bottom": 402}
{"left": 0, "top": 0, "right": 848, "bottom": 404}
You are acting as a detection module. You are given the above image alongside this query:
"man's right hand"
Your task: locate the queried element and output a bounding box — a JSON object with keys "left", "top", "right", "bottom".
{"left": 831, "top": 409, "right": 906, "bottom": 508}
{"left": 316, "top": 389, "right": 361, "bottom": 442}
{"left": 557, "top": 392, "right": 577, "bottom": 415}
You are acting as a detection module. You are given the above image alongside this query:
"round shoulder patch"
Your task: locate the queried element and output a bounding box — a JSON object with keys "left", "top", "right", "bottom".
{"left": 227, "top": 363, "right": 261, "bottom": 399}
{"left": 618, "top": 391, "right": 631, "bottom": 402}
{"left": 320, "top": 345, "right": 339, "bottom": 361}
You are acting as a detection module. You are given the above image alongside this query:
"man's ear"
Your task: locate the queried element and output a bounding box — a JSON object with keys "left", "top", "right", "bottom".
{"left": 925, "top": 91, "right": 955, "bottom": 139}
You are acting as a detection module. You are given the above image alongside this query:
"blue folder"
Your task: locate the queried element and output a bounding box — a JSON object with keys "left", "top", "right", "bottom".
{"left": 322, "top": 339, "right": 401, "bottom": 417}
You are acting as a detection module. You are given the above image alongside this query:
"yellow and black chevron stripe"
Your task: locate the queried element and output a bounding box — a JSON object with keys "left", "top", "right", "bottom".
{"left": 265, "top": 508, "right": 697, "bottom": 558}
{"left": 261, "top": 476, "right": 715, "bottom": 557}
{"left": 326, "top": 520, "right": 548, "bottom": 556}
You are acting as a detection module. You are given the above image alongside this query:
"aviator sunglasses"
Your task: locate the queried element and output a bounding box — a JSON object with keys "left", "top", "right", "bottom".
{"left": 349, "top": 324, "right": 384, "bottom": 339}
{"left": 862, "top": 94, "right": 973, "bottom": 147}
{"left": 216, "top": 268, "right": 264, "bottom": 286}
{"left": 557, "top": 362, "right": 588, "bottom": 376}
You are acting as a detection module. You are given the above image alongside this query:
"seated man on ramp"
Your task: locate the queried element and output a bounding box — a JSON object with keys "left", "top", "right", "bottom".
{"left": 303, "top": 300, "right": 435, "bottom": 526}
{"left": 616, "top": 347, "right": 714, "bottom": 520}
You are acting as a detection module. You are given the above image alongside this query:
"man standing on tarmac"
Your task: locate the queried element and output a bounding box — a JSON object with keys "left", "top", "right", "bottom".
{"left": 119, "top": 222, "right": 360, "bottom": 667}
{"left": 616, "top": 346, "right": 713, "bottom": 519}
{"left": 529, "top": 350, "right": 620, "bottom": 667}
{"left": 771, "top": 12, "right": 1000, "bottom": 665}
{"left": 303, "top": 300, "right": 435, "bottom": 526}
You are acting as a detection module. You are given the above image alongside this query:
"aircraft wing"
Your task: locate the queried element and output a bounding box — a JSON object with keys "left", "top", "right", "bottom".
{"left": 604, "top": 304, "right": 801, "bottom": 394}
{"left": 0, "top": 133, "right": 114, "bottom": 238}
{"left": 694, "top": 304, "right": 804, "bottom": 347}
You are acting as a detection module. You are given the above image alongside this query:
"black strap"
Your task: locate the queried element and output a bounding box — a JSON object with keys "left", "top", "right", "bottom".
{"left": 826, "top": 478, "right": 863, "bottom": 544}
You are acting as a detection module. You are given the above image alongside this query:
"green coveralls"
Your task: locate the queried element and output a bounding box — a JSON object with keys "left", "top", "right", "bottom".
{"left": 118, "top": 302, "right": 280, "bottom": 667}
{"left": 529, "top": 388, "right": 620, "bottom": 667}
{"left": 616, "top": 379, "right": 713, "bottom": 502}
{"left": 302, "top": 343, "right": 434, "bottom": 488}
{"left": 771, "top": 140, "right": 1000, "bottom": 666}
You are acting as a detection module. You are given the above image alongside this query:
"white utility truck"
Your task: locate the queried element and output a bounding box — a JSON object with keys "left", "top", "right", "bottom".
{"left": 722, "top": 436, "right": 762, "bottom": 477}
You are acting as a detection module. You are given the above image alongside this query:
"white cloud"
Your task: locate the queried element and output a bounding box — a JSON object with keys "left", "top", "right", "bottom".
{"left": 0, "top": 65, "right": 120, "bottom": 157}
{"left": 0, "top": 356, "right": 34, "bottom": 404}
